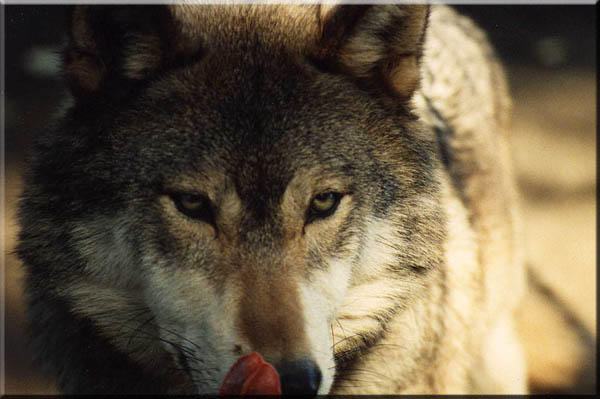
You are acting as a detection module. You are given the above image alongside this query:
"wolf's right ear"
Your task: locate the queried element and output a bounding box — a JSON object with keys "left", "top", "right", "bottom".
{"left": 64, "top": 5, "right": 200, "bottom": 101}
{"left": 313, "top": 5, "right": 429, "bottom": 102}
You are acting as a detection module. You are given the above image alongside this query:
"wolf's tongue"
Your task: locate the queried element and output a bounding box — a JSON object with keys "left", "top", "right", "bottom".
{"left": 219, "top": 352, "right": 281, "bottom": 396}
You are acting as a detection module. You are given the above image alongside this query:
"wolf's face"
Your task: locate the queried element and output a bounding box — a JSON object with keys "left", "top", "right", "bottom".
{"left": 19, "top": 5, "right": 445, "bottom": 395}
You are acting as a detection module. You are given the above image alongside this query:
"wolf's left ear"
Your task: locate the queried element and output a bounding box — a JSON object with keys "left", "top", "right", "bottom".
{"left": 64, "top": 5, "right": 200, "bottom": 101}
{"left": 314, "top": 5, "right": 429, "bottom": 101}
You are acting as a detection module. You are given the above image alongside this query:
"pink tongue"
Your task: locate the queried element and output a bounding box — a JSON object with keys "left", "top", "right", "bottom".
{"left": 219, "top": 352, "right": 281, "bottom": 396}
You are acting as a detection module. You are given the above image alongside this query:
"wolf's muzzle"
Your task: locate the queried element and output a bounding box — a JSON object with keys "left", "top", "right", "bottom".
{"left": 275, "top": 358, "right": 322, "bottom": 397}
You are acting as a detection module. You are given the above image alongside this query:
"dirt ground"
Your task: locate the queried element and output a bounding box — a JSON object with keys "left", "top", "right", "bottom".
{"left": 2, "top": 63, "right": 596, "bottom": 394}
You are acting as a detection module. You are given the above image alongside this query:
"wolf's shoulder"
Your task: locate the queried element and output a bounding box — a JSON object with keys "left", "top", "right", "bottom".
{"left": 417, "top": 5, "right": 511, "bottom": 131}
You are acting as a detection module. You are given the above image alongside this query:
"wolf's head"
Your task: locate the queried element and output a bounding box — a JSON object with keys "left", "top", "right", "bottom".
{"left": 18, "top": 4, "right": 445, "bottom": 395}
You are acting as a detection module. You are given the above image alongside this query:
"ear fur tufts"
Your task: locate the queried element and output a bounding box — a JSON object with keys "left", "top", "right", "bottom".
{"left": 316, "top": 5, "right": 429, "bottom": 101}
{"left": 64, "top": 5, "right": 202, "bottom": 101}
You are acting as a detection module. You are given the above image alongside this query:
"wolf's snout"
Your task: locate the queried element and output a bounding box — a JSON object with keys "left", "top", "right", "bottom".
{"left": 275, "top": 358, "right": 322, "bottom": 396}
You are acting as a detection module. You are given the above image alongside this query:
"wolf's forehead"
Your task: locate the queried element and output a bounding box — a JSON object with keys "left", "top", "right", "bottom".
{"left": 161, "top": 123, "right": 357, "bottom": 200}
{"left": 170, "top": 4, "right": 320, "bottom": 53}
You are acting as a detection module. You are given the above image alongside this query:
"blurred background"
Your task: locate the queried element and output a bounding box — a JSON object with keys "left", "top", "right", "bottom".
{"left": 3, "top": 5, "right": 596, "bottom": 394}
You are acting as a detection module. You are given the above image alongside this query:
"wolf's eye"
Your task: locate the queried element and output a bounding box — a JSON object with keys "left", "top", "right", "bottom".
{"left": 307, "top": 192, "right": 342, "bottom": 222}
{"left": 171, "top": 193, "right": 214, "bottom": 222}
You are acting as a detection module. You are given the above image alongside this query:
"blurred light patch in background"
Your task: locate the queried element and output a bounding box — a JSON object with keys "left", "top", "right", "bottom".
{"left": 22, "top": 45, "right": 61, "bottom": 79}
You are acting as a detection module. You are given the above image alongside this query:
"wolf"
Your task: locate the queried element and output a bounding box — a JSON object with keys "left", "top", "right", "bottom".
{"left": 17, "top": 4, "right": 530, "bottom": 395}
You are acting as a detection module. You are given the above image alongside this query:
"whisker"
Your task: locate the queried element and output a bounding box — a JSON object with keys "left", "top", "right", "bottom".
{"left": 154, "top": 324, "right": 205, "bottom": 353}
{"left": 341, "top": 367, "right": 395, "bottom": 382}
{"left": 332, "top": 332, "right": 365, "bottom": 347}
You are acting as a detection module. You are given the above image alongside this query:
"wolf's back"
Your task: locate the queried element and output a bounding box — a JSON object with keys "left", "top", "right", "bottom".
{"left": 418, "top": 6, "right": 595, "bottom": 394}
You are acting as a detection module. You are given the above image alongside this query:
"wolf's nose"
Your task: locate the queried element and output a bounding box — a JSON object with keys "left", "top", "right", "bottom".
{"left": 275, "top": 358, "right": 322, "bottom": 397}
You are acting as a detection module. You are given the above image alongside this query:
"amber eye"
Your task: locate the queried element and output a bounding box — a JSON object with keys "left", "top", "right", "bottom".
{"left": 307, "top": 192, "right": 342, "bottom": 223}
{"left": 171, "top": 193, "right": 214, "bottom": 222}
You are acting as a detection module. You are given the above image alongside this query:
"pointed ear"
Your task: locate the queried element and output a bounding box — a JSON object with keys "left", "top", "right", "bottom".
{"left": 64, "top": 5, "right": 201, "bottom": 101}
{"left": 314, "top": 5, "right": 429, "bottom": 101}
